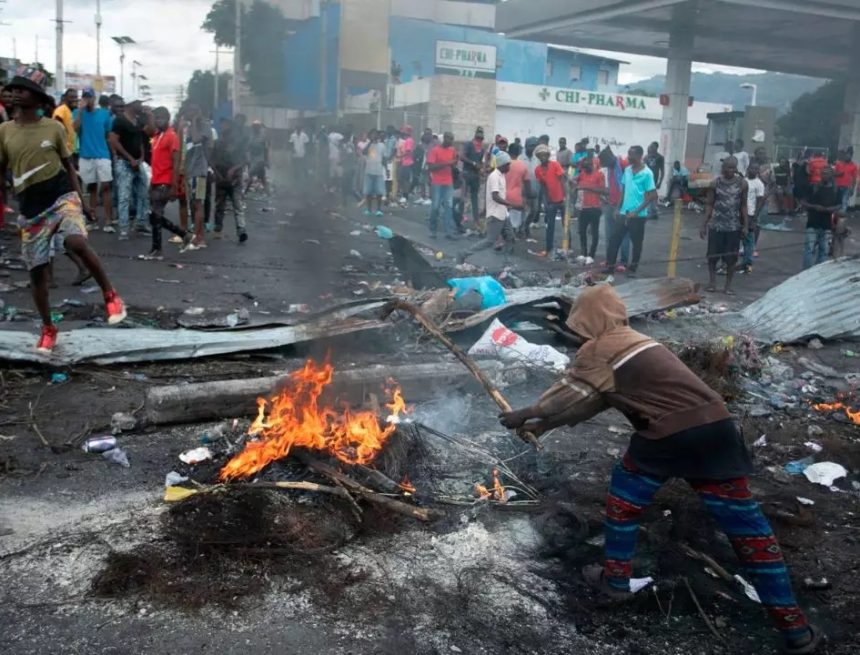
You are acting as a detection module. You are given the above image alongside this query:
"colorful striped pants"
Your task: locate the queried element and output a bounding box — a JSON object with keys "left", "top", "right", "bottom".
{"left": 604, "top": 457, "right": 809, "bottom": 640}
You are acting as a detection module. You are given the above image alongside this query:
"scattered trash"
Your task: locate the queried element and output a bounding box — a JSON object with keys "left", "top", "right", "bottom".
{"left": 753, "top": 434, "right": 768, "bottom": 447}
{"left": 50, "top": 372, "right": 68, "bottom": 384}
{"left": 50, "top": 311, "right": 64, "bottom": 323}
{"left": 802, "top": 577, "right": 832, "bottom": 591}
{"left": 784, "top": 456, "right": 816, "bottom": 475}
{"left": 169, "top": 263, "right": 185, "bottom": 269}
{"left": 375, "top": 225, "right": 394, "bottom": 239}
{"left": 468, "top": 318, "right": 569, "bottom": 372}
{"left": 82, "top": 435, "right": 117, "bottom": 453}
{"left": 62, "top": 298, "right": 85, "bottom": 307}
{"left": 287, "top": 304, "right": 310, "bottom": 313}
{"left": 734, "top": 574, "right": 761, "bottom": 603}
{"left": 164, "top": 486, "right": 197, "bottom": 502}
{"left": 183, "top": 307, "right": 205, "bottom": 316}
{"left": 796, "top": 357, "right": 840, "bottom": 378}
{"left": 448, "top": 276, "right": 506, "bottom": 310}
{"left": 608, "top": 425, "right": 627, "bottom": 435}
{"left": 803, "top": 462, "right": 848, "bottom": 487}
{"left": 103, "top": 448, "right": 130, "bottom": 468}
{"left": 796, "top": 497, "right": 815, "bottom": 506}
{"left": 110, "top": 412, "right": 137, "bottom": 435}
{"left": 0, "top": 282, "right": 13, "bottom": 293}
{"left": 156, "top": 278, "right": 181, "bottom": 284}
{"left": 843, "top": 349, "right": 857, "bottom": 358}
{"left": 164, "top": 471, "right": 188, "bottom": 488}
{"left": 349, "top": 249, "right": 362, "bottom": 258}
{"left": 179, "top": 446, "right": 213, "bottom": 465}
{"left": 259, "top": 207, "right": 275, "bottom": 213}
{"left": 80, "top": 285, "right": 100, "bottom": 294}
{"left": 630, "top": 577, "right": 654, "bottom": 594}
{"left": 804, "top": 441, "right": 823, "bottom": 453}
{"left": 349, "top": 230, "right": 362, "bottom": 236}
{"left": 435, "top": 251, "right": 444, "bottom": 261}
{"left": 808, "top": 338, "right": 824, "bottom": 350}
{"left": 606, "top": 447, "right": 621, "bottom": 458}
{"left": 807, "top": 425, "right": 824, "bottom": 437}
{"left": 303, "top": 239, "right": 321, "bottom": 245}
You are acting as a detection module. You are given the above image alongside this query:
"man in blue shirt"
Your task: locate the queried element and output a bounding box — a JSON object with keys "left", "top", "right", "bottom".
{"left": 74, "top": 91, "right": 114, "bottom": 230}
{"left": 603, "top": 145, "right": 657, "bottom": 276}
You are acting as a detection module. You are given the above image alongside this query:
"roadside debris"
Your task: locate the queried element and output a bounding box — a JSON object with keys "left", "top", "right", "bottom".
{"left": 803, "top": 462, "right": 848, "bottom": 487}
{"left": 469, "top": 318, "right": 569, "bottom": 372}
{"left": 179, "top": 447, "right": 213, "bottom": 465}
{"left": 103, "top": 448, "right": 130, "bottom": 468}
{"left": 111, "top": 412, "right": 137, "bottom": 434}
{"left": 82, "top": 435, "right": 117, "bottom": 453}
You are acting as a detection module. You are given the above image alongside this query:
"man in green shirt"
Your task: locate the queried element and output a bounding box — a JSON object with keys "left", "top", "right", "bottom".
{"left": 0, "top": 72, "right": 127, "bottom": 354}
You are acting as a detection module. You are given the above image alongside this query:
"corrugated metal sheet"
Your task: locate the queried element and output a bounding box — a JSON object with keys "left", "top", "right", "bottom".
{"left": 735, "top": 257, "right": 860, "bottom": 342}
{"left": 0, "top": 303, "right": 388, "bottom": 366}
{"left": 445, "top": 277, "right": 701, "bottom": 333}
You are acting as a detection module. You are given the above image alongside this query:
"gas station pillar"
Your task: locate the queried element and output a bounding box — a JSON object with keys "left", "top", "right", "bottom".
{"left": 660, "top": 22, "right": 693, "bottom": 193}
{"left": 839, "top": 23, "right": 860, "bottom": 159}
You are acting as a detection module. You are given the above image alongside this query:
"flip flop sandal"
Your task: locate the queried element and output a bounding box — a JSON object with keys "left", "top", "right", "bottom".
{"left": 582, "top": 564, "right": 634, "bottom": 602}
{"left": 782, "top": 624, "right": 823, "bottom": 655}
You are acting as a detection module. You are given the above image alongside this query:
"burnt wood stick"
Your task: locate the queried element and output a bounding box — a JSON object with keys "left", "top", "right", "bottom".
{"left": 380, "top": 300, "right": 542, "bottom": 450}
{"left": 297, "top": 453, "right": 440, "bottom": 522}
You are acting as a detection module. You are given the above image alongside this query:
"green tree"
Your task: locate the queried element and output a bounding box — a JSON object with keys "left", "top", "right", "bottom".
{"left": 202, "top": 0, "right": 288, "bottom": 97}
{"left": 184, "top": 69, "right": 232, "bottom": 116}
{"left": 776, "top": 80, "right": 845, "bottom": 154}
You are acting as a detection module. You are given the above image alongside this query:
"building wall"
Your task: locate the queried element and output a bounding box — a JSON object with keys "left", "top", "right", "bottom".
{"left": 544, "top": 49, "right": 619, "bottom": 92}
{"left": 282, "top": 2, "right": 340, "bottom": 111}
{"left": 428, "top": 75, "right": 496, "bottom": 141}
{"left": 390, "top": 17, "right": 547, "bottom": 85}
{"left": 390, "top": 0, "right": 496, "bottom": 29}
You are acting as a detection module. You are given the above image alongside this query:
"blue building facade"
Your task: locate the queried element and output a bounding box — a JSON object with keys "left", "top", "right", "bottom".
{"left": 282, "top": 11, "right": 622, "bottom": 111}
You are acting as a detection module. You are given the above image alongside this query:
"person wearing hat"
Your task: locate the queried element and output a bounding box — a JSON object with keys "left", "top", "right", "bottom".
{"left": 0, "top": 72, "right": 127, "bottom": 353}
{"left": 534, "top": 143, "right": 567, "bottom": 257}
{"left": 459, "top": 151, "right": 515, "bottom": 263}
{"left": 74, "top": 89, "right": 114, "bottom": 231}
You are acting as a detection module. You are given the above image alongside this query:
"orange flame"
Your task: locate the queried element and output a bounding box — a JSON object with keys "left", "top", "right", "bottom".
{"left": 219, "top": 359, "right": 407, "bottom": 481}
{"left": 813, "top": 401, "right": 860, "bottom": 425}
{"left": 399, "top": 475, "right": 416, "bottom": 495}
{"left": 474, "top": 468, "right": 507, "bottom": 502}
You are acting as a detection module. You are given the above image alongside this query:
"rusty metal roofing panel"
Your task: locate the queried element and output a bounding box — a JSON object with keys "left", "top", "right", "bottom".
{"left": 735, "top": 257, "right": 860, "bottom": 342}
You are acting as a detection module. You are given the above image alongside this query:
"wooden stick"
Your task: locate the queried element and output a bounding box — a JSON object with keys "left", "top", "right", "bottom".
{"left": 678, "top": 542, "right": 734, "bottom": 583}
{"left": 683, "top": 577, "right": 726, "bottom": 643}
{"left": 297, "top": 453, "right": 439, "bottom": 522}
{"left": 381, "top": 300, "right": 542, "bottom": 450}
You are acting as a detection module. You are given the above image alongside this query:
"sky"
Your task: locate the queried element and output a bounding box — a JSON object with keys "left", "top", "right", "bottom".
{"left": 0, "top": 1, "right": 761, "bottom": 110}
{"left": 1, "top": 0, "right": 224, "bottom": 110}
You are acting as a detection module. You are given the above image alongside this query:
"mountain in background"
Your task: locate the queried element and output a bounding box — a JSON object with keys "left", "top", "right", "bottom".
{"left": 625, "top": 71, "right": 824, "bottom": 114}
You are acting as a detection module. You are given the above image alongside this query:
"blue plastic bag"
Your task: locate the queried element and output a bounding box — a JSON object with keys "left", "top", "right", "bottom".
{"left": 447, "top": 276, "right": 507, "bottom": 310}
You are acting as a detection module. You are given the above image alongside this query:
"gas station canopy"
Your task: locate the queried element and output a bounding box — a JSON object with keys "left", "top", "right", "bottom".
{"left": 497, "top": 0, "right": 859, "bottom": 79}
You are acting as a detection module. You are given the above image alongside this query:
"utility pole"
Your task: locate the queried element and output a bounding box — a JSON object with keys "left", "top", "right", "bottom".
{"left": 95, "top": 0, "right": 102, "bottom": 75}
{"left": 319, "top": 0, "right": 327, "bottom": 113}
{"left": 210, "top": 47, "right": 228, "bottom": 112}
{"left": 233, "top": 0, "right": 242, "bottom": 115}
{"left": 55, "top": 0, "right": 64, "bottom": 92}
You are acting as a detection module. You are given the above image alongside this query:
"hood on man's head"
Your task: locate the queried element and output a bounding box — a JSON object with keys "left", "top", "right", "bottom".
{"left": 565, "top": 284, "right": 628, "bottom": 340}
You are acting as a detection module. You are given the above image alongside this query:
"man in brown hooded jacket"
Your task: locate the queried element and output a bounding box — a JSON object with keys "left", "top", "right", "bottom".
{"left": 500, "top": 285, "right": 820, "bottom": 655}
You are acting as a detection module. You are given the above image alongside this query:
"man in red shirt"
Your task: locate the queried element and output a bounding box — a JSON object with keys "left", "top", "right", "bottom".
{"left": 534, "top": 144, "right": 566, "bottom": 257}
{"left": 834, "top": 149, "right": 858, "bottom": 211}
{"left": 572, "top": 157, "right": 607, "bottom": 264}
{"left": 426, "top": 131, "right": 459, "bottom": 239}
{"left": 144, "top": 107, "right": 192, "bottom": 259}
{"left": 807, "top": 152, "right": 827, "bottom": 186}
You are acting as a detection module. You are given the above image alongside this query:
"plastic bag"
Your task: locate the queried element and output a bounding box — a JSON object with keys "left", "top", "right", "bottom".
{"left": 103, "top": 448, "right": 130, "bottom": 468}
{"left": 468, "top": 318, "right": 570, "bottom": 372}
{"left": 447, "top": 276, "right": 506, "bottom": 310}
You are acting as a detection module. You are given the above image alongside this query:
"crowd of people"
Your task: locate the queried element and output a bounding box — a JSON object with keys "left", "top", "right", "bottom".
{"left": 300, "top": 122, "right": 854, "bottom": 290}
{"left": 0, "top": 68, "right": 270, "bottom": 353}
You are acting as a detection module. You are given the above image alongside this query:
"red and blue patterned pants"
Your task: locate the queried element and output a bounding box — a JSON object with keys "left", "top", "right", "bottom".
{"left": 604, "top": 456, "right": 809, "bottom": 640}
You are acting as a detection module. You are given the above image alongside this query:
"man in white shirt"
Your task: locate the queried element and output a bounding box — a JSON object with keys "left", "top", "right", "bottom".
{"left": 460, "top": 152, "right": 515, "bottom": 262}
{"left": 734, "top": 139, "right": 750, "bottom": 176}
{"left": 290, "top": 126, "right": 310, "bottom": 180}
{"left": 739, "top": 162, "right": 765, "bottom": 273}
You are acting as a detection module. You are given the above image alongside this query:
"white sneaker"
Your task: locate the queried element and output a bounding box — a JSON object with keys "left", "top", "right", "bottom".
{"left": 584, "top": 256, "right": 594, "bottom": 265}
{"left": 180, "top": 242, "right": 200, "bottom": 253}
{"left": 576, "top": 255, "right": 586, "bottom": 263}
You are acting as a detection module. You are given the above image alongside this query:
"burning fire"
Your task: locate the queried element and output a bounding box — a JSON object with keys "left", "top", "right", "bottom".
{"left": 475, "top": 468, "right": 506, "bottom": 502}
{"left": 220, "top": 359, "right": 408, "bottom": 481}
{"left": 813, "top": 401, "right": 860, "bottom": 425}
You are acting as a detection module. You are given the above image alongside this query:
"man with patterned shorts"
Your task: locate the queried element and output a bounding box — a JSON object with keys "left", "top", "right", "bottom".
{"left": 0, "top": 71, "right": 127, "bottom": 354}
{"left": 499, "top": 285, "right": 822, "bottom": 655}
